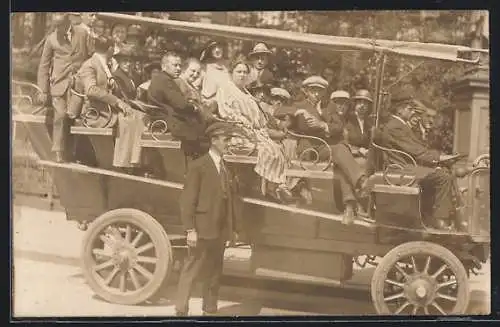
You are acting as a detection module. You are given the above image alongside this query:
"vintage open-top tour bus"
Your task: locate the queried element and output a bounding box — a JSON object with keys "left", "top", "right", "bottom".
{"left": 12, "top": 12, "right": 490, "bottom": 315}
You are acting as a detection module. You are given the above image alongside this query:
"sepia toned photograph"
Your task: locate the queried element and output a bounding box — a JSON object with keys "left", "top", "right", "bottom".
{"left": 11, "top": 10, "right": 490, "bottom": 318}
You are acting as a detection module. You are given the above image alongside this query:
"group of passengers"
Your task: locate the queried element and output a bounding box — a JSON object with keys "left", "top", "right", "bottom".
{"left": 36, "top": 12, "right": 459, "bottom": 230}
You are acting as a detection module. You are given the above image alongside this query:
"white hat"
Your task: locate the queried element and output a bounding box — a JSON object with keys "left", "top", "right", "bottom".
{"left": 302, "top": 76, "right": 329, "bottom": 89}
{"left": 270, "top": 88, "right": 291, "bottom": 100}
{"left": 330, "top": 90, "right": 350, "bottom": 100}
{"left": 248, "top": 43, "right": 272, "bottom": 57}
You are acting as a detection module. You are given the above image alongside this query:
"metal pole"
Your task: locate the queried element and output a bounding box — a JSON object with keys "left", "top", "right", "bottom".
{"left": 372, "top": 51, "right": 387, "bottom": 132}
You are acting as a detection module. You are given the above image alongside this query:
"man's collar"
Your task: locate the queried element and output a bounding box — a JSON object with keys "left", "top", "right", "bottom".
{"left": 208, "top": 148, "right": 222, "bottom": 170}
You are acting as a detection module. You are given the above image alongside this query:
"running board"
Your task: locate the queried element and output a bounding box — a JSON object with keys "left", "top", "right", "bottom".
{"left": 255, "top": 268, "right": 343, "bottom": 286}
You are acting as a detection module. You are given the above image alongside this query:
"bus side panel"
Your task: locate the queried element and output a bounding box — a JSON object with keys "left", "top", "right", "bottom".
{"left": 52, "top": 169, "right": 108, "bottom": 223}
{"left": 105, "top": 177, "right": 184, "bottom": 234}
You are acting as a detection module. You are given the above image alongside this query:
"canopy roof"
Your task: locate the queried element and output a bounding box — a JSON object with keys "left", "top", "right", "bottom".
{"left": 97, "top": 12, "right": 488, "bottom": 63}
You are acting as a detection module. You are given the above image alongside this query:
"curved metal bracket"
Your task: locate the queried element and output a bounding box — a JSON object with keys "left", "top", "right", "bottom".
{"left": 286, "top": 130, "right": 333, "bottom": 171}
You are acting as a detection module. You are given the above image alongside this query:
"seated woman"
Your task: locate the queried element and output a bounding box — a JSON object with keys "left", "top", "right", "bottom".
{"left": 208, "top": 55, "right": 293, "bottom": 202}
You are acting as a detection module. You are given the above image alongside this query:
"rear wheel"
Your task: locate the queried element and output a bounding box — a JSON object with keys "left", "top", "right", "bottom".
{"left": 371, "top": 241, "right": 470, "bottom": 315}
{"left": 81, "top": 208, "right": 173, "bottom": 305}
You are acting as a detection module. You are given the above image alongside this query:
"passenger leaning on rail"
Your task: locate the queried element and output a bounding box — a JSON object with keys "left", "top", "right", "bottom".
{"left": 37, "top": 13, "right": 91, "bottom": 162}
{"left": 292, "top": 76, "right": 369, "bottom": 224}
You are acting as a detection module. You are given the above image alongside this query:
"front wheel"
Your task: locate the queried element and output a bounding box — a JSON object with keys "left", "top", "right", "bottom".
{"left": 371, "top": 241, "right": 470, "bottom": 315}
{"left": 81, "top": 208, "right": 173, "bottom": 305}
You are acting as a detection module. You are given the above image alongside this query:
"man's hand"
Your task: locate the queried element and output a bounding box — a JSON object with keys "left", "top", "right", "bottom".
{"left": 116, "top": 99, "right": 133, "bottom": 116}
{"left": 186, "top": 230, "right": 198, "bottom": 248}
{"left": 305, "top": 116, "right": 327, "bottom": 131}
{"left": 359, "top": 147, "right": 369, "bottom": 156}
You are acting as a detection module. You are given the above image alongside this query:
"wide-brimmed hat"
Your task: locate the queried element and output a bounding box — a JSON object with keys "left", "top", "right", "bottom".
{"left": 113, "top": 43, "right": 142, "bottom": 60}
{"left": 302, "top": 76, "right": 329, "bottom": 89}
{"left": 200, "top": 39, "right": 226, "bottom": 62}
{"left": 248, "top": 43, "right": 273, "bottom": 57}
{"left": 353, "top": 89, "right": 373, "bottom": 103}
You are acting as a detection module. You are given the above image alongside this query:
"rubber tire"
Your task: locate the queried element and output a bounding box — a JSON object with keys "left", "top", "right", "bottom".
{"left": 81, "top": 208, "right": 173, "bottom": 305}
{"left": 371, "top": 241, "right": 470, "bottom": 315}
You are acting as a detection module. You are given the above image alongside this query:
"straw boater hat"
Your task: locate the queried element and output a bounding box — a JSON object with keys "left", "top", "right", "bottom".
{"left": 330, "top": 90, "right": 350, "bottom": 100}
{"left": 302, "top": 76, "right": 329, "bottom": 89}
{"left": 248, "top": 43, "right": 273, "bottom": 57}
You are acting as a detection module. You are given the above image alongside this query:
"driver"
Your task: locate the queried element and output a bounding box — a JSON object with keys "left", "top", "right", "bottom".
{"left": 379, "top": 90, "right": 462, "bottom": 230}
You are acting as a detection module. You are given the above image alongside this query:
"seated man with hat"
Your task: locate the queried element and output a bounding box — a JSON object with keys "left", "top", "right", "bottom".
{"left": 344, "top": 89, "right": 374, "bottom": 153}
{"left": 378, "top": 89, "right": 464, "bottom": 230}
{"left": 247, "top": 42, "right": 275, "bottom": 88}
{"left": 292, "top": 75, "right": 369, "bottom": 224}
{"left": 112, "top": 43, "right": 142, "bottom": 99}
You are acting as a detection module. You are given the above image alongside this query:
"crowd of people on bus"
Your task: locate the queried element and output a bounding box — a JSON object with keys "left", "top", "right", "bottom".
{"left": 36, "top": 12, "right": 459, "bottom": 231}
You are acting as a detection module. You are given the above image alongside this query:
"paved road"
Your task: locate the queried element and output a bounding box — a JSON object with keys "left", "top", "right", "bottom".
{"left": 12, "top": 201, "right": 491, "bottom": 317}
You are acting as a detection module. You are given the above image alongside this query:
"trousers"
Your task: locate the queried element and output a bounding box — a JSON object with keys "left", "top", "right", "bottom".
{"left": 175, "top": 237, "right": 225, "bottom": 314}
{"left": 51, "top": 93, "right": 70, "bottom": 152}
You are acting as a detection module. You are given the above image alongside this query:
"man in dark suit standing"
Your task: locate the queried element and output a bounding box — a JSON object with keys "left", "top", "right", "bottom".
{"left": 37, "top": 13, "right": 91, "bottom": 162}
{"left": 379, "top": 91, "right": 461, "bottom": 230}
{"left": 175, "top": 122, "right": 237, "bottom": 316}
{"left": 148, "top": 51, "right": 207, "bottom": 160}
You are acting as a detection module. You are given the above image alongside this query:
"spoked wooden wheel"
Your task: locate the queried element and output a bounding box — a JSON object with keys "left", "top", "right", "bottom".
{"left": 81, "top": 208, "right": 173, "bottom": 305}
{"left": 371, "top": 241, "right": 469, "bottom": 315}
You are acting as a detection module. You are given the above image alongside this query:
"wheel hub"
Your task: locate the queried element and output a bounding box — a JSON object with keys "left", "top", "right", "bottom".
{"left": 113, "top": 244, "right": 137, "bottom": 270}
{"left": 405, "top": 274, "right": 437, "bottom": 306}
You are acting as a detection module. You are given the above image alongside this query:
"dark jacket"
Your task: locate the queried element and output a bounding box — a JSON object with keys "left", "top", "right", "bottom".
{"left": 344, "top": 112, "right": 374, "bottom": 148}
{"left": 180, "top": 153, "right": 236, "bottom": 240}
{"left": 379, "top": 115, "right": 440, "bottom": 167}
{"left": 148, "top": 71, "right": 204, "bottom": 141}
{"left": 37, "top": 25, "right": 91, "bottom": 97}
{"left": 112, "top": 67, "right": 137, "bottom": 100}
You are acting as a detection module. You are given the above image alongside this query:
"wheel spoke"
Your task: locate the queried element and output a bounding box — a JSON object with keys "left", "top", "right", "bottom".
{"left": 107, "top": 226, "right": 123, "bottom": 241}
{"left": 125, "top": 225, "right": 132, "bottom": 243}
{"left": 104, "top": 266, "right": 120, "bottom": 285}
{"left": 411, "top": 256, "right": 418, "bottom": 273}
{"left": 92, "top": 248, "right": 112, "bottom": 258}
{"left": 129, "top": 269, "right": 141, "bottom": 290}
{"left": 93, "top": 259, "right": 115, "bottom": 272}
{"left": 431, "top": 264, "right": 447, "bottom": 279}
{"left": 131, "top": 231, "right": 144, "bottom": 247}
{"left": 136, "top": 242, "right": 154, "bottom": 254}
{"left": 412, "top": 305, "right": 418, "bottom": 315}
{"left": 424, "top": 306, "right": 430, "bottom": 315}
{"left": 133, "top": 264, "right": 154, "bottom": 281}
{"left": 431, "top": 301, "right": 447, "bottom": 315}
{"left": 436, "top": 292, "right": 457, "bottom": 302}
{"left": 438, "top": 279, "right": 457, "bottom": 289}
{"left": 394, "top": 263, "right": 409, "bottom": 280}
{"left": 119, "top": 271, "right": 126, "bottom": 293}
{"left": 136, "top": 255, "right": 158, "bottom": 264}
{"left": 385, "top": 279, "right": 404, "bottom": 288}
{"left": 384, "top": 292, "right": 405, "bottom": 302}
{"left": 395, "top": 301, "right": 410, "bottom": 314}
{"left": 423, "top": 256, "right": 431, "bottom": 274}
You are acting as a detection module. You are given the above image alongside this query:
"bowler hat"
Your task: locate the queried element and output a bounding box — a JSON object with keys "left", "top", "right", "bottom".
{"left": 302, "top": 76, "right": 329, "bottom": 89}
{"left": 248, "top": 43, "right": 272, "bottom": 57}
{"left": 353, "top": 89, "right": 373, "bottom": 103}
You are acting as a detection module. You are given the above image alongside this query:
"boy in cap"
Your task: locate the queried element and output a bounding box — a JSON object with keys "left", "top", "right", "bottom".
{"left": 293, "top": 75, "right": 369, "bottom": 224}
{"left": 176, "top": 121, "right": 238, "bottom": 316}
{"left": 379, "top": 90, "right": 464, "bottom": 230}
{"left": 330, "top": 90, "right": 351, "bottom": 117}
